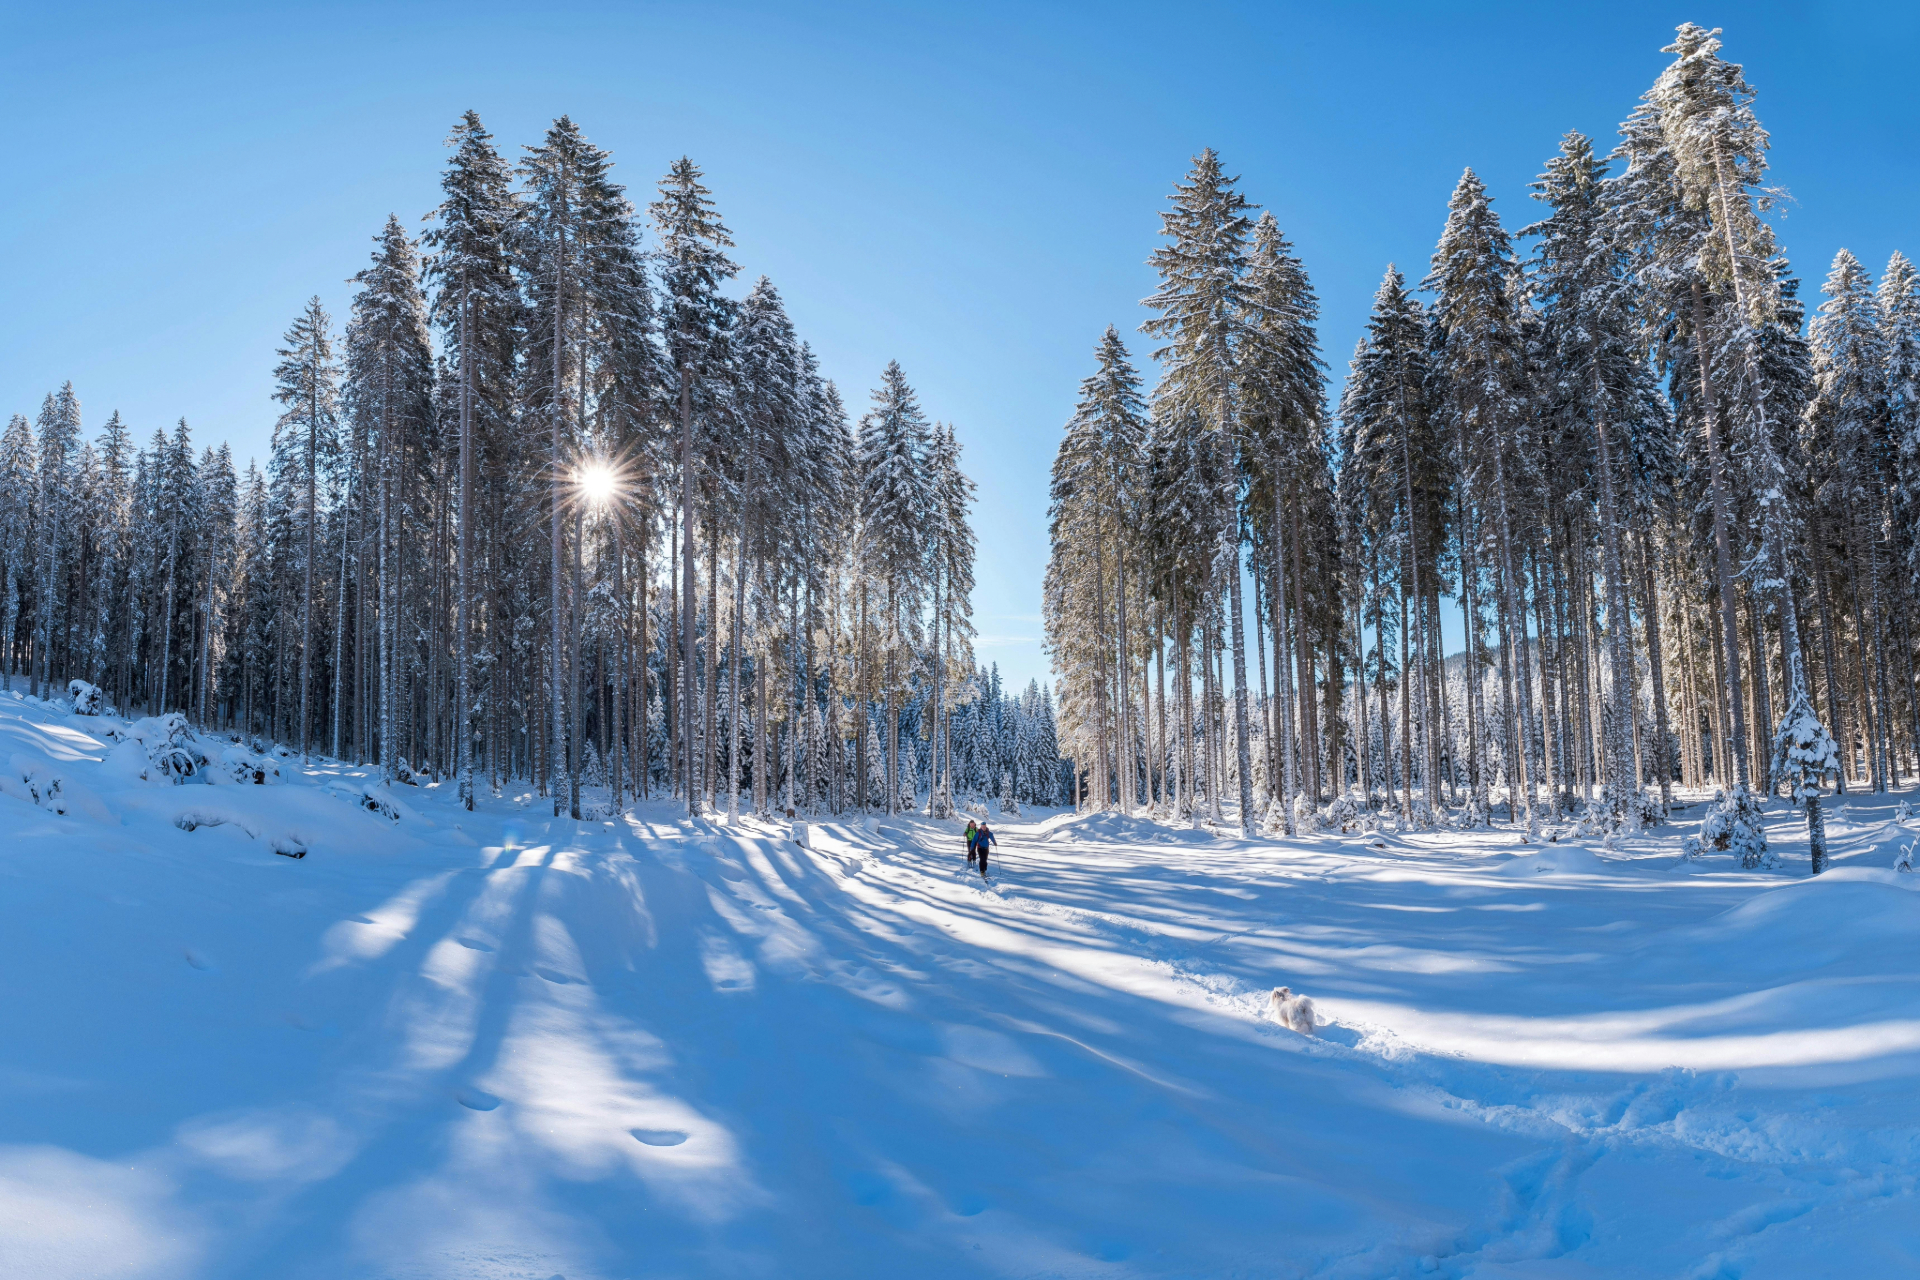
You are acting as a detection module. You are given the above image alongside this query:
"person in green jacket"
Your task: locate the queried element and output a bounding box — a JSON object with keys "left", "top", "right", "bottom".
{"left": 964, "top": 819, "right": 979, "bottom": 866}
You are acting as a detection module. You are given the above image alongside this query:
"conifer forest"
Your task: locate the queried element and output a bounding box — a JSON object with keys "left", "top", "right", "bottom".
{"left": 0, "top": 114, "right": 1068, "bottom": 822}
{"left": 1045, "top": 24, "right": 1908, "bottom": 869}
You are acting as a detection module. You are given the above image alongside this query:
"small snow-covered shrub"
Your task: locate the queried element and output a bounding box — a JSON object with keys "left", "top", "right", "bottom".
{"left": 1291, "top": 791, "right": 1315, "bottom": 832}
{"left": 1701, "top": 784, "right": 1770, "bottom": 869}
{"left": 998, "top": 772, "right": 1019, "bottom": 817}
{"left": 1636, "top": 789, "right": 1664, "bottom": 829}
{"left": 1324, "top": 791, "right": 1362, "bottom": 833}
{"left": 1408, "top": 798, "right": 1435, "bottom": 829}
{"left": 322, "top": 778, "right": 403, "bottom": 822}
{"left": 1895, "top": 841, "right": 1915, "bottom": 873}
{"left": 125, "top": 714, "right": 209, "bottom": 782}
{"left": 67, "top": 680, "right": 106, "bottom": 716}
{"left": 1459, "top": 794, "right": 1489, "bottom": 830}
{"left": 2, "top": 754, "right": 68, "bottom": 815}
{"left": 2, "top": 753, "right": 113, "bottom": 821}
{"left": 1262, "top": 797, "right": 1291, "bottom": 835}
{"left": 218, "top": 743, "right": 280, "bottom": 785}
{"left": 1896, "top": 799, "right": 1913, "bottom": 824}
{"left": 1681, "top": 834, "right": 1703, "bottom": 860}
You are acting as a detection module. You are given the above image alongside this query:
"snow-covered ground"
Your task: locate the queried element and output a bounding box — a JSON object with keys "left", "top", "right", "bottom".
{"left": 4, "top": 691, "right": 1918, "bottom": 1279}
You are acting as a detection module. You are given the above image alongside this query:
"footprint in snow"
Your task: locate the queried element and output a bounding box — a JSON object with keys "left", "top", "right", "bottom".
{"left": 455, "top": 937, "right": 495, "bottom": 952}
{"left": 630, "top": 1128, "right": 688, "bottom": 1146}
{"left": 533, "top": 968, "right": 582, "bottom": 985}
{"left": 455, "top": 1087, "right": 501, "bottom": 1111}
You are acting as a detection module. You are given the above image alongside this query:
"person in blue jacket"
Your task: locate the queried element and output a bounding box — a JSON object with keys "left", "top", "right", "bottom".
{"left": 971, "top": 821, "right": 996, "bottom": 879}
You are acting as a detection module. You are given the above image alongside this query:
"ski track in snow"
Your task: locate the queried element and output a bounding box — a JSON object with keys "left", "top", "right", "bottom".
{"left": 2, "top": 691, "right": 1918, "bottom": 1278}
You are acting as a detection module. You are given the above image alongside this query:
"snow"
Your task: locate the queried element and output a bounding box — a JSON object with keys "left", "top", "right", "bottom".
{"left": 3, "top": 689, "right": 1918, "bottom": 1278}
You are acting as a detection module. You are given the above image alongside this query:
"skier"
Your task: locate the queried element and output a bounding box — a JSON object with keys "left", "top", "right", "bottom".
{"left": 964, "top": 818, "right": 979, "bottom": 866}
{"left": 973, "top": 821, "right": 996, "bottom": 879}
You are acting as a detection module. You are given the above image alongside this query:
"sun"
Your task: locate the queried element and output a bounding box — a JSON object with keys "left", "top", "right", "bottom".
{"left": 578, "top": 462, "right": 618, "bottom": 506}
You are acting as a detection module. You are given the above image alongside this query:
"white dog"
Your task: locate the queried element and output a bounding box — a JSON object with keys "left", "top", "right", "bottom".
{"left": 1268, "top": 986, "right": 1318, "bottom": 1036}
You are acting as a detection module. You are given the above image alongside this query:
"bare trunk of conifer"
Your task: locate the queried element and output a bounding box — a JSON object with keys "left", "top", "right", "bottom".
{"left": 457, "top": 291, "right": 474, "bottom": 808}
{"left": 612, "top": 513, "right": 626, "bottom": 812}
{"left": 1398, "top": 586, "right": 1414, "bottom": 818}
{"left": 1154, "top": 604, "right": 1168, "bottom": 812}
{"left": 1594, "top": 375, "right": 1639, "bottom": 828}
{"left": 1490, "top": 440, "right": 1535, "bottom": 827}
{"left": 1640, "top": 535, "right": 1674, "bottom": 812}
{"left": 728, "top": 508, "right": 745, "bottom": 823}
{"left": 1352, "top": 581, "right": 1372, "bottom": 808}
{"left": 678, "top": 373, "right": 697, "bottom": 814}
{"left": 1272, "top": 487, "right": 1298, "bottom": 824}
{"left": 801, "top": 555, "right": 816, "bottom": 815}
{"left": 1255, "top": 578, "right": 1272, "bottom": 811}
{"left": 1178, "top": 597, "right": 1194, "bottom": 821}
{"left": 330, "top": 471, "right": 351, "bottom": 756}
{"left": 884, "top": 590, "right": 900, "bottom": 815}
{"left": 854, "top": 584, "right": 867, "bottom": 811}
{"left": 704, "top": 529, "right": 719, "bottom": 808}
{"left": 1689, "top": 283, "right": 1749, "bottom": 787}
{"left": 300, "top": 356, "right": 318, "bottom": 760}
{"left": 1115, "top": 514, "right": 1135, "bottom": 816}
{"left": 549, "top": 193, "right": 568, "bottom": 814}
{"left": 1289, "top": 503, "right": 1320, "bottom": 804}
{"left": 1461, "top": 493, "right": 1488, "bottom": 819}
{"left": 1092, "top": 531, "right": 1111, "bottom": 810}
{"left": 1491, "top": 571, "right": 1519, "bottom": 823}
{"left": 569, "top": 501, "right": 584, "bottom": 819}
{"left": 754, "top": 648, "right": 768, "bottom": 816}
{"left": 668, "top": 512, "right": 680, "bottom": 797}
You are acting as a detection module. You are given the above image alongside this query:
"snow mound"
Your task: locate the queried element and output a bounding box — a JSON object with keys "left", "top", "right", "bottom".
{"left": 320, "top": 778, "right": 421, "bottom": 824}
{"left": 1495, "top": 841, "right": 1610, "bottom": 877}
{"left": 1, "top": 750, "right": 116, "bottom": 823}
{"left": 1695, "top": 868, "right": 1920, "bottom": 943}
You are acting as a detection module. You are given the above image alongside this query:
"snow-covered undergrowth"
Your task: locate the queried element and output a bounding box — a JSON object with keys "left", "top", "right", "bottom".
{"left": 2, "top": 689, "right": 1917, "bottom": 1279}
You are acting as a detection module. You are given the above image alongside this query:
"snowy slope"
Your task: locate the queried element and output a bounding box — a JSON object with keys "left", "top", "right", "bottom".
{"left": 2, "top": 690, "right": 1918, "bottom": 1279}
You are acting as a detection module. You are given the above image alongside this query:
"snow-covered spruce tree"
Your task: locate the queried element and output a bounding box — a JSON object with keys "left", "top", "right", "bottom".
{"left": 650, "top": 156, "right": 737, "bottom": 816}
{"left": 0, "top": 414, "right": 35, "bottom": 691}
{"left": 1525, "top": 132, "right": 1677, "bottom": 829}
{"left": 269, "top": 297, "right": 341, "bottom": 760}
{"left": 1045, "top": 326, "right": 1147, "bottom": 815}
{"left": 1142, "top": 149, "right": 1261, "bottom": 835}
{"left": 1884, "top": 253, "right": 1920, "bottom": 590}
{"left": 1809, "top": 250, "right": 1897, "bottom": 792}
{"left": 192, "top": 444, "right": 238, "bottom": 729}
{"left": 728, "top": 276, "right": 800, "bottom": 821}
{"left": 1426, "top": 170, "right": 1540, "bottom": 829}
{"left": 422, "top": 109, "right": 520, "bottom": 811}
{"left": 31, "top": 386, "right": 82, "bottom": 699}
{"left": 855, "top": 361, "right": 932, "bottom": 815}
{"left": 1342, "top": 267, "right": 1447, "bottom": 823}
{"left": 345, "top": 215, "right": 435, "bottom": 784}
{"left": 1771, "top": 691, "right": 1839, "bottom": 874}
{"left": 521, "top": 116, "right": 630, "bottom": 817}
{"left": 1239, "top": 214, "right": 1332, "bottom": 825}
{"left": 926, "top": 422, "right": 978, "bottom": 817}
{"left": 1616, "top": 24, "right": 1795, "bottom": 798}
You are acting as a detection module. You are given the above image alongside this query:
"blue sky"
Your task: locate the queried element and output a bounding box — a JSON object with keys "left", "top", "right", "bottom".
{"left": 4, "top": 2, "right": 1916, "bottom": 693}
